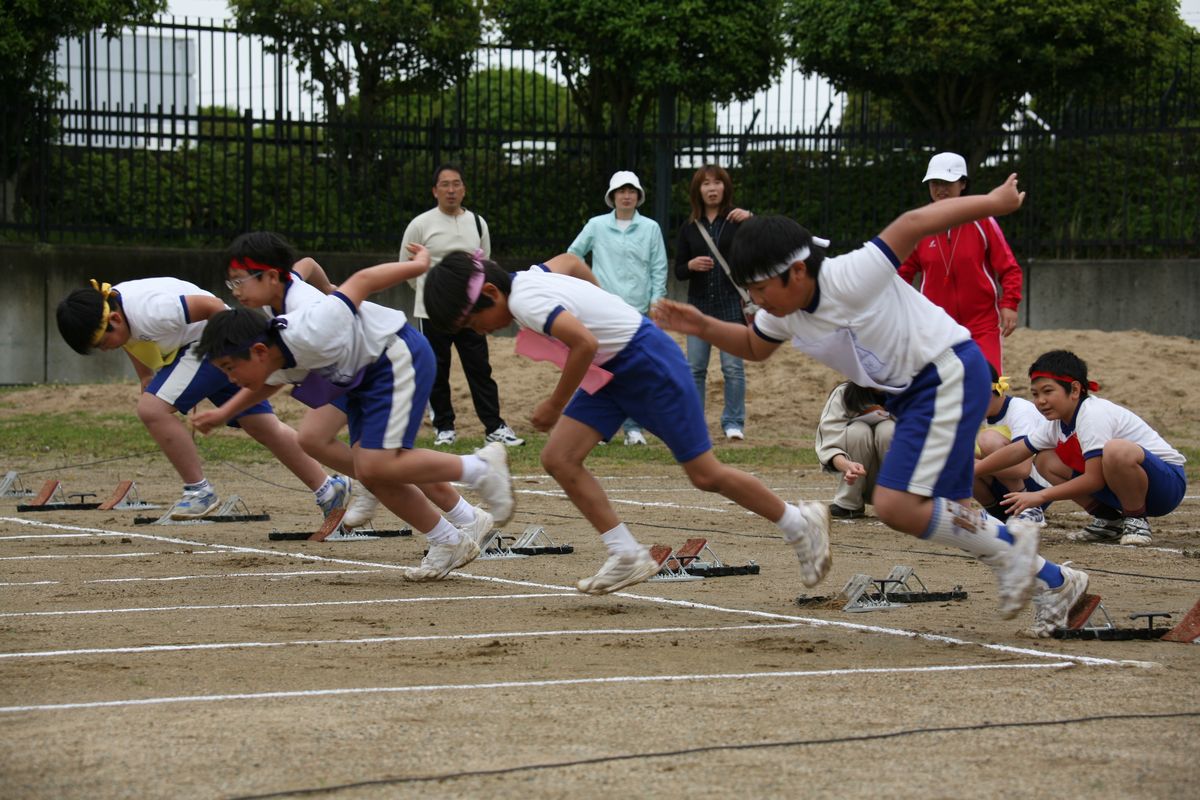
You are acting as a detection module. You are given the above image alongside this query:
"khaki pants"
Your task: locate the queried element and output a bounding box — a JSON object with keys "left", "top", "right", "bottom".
{"left": 833, "top": 419, "right": 896, "bottom": 511}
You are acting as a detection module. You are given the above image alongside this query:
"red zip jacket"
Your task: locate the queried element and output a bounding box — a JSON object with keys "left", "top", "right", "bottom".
{"left": 898, "top": 216, "right": 1022, "bottom": 371}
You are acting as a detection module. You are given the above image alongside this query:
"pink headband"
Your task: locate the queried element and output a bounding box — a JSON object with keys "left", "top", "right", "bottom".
{"left": 459, "top": 249, "right": 486, "bottom": 321}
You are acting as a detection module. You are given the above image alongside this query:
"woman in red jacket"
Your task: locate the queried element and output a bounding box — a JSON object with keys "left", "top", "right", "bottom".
{"left": 898, "top": 152, "right": 1023, "bottom": 373}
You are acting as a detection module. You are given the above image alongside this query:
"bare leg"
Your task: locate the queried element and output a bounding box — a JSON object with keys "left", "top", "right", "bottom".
{"left": 872, "top": 486, "right": 956, "bottom": 536}
{"left": 1100, "top": 439, "right": 1149, "bottom": 510}
{"left": 540, "top": 416, "right": 618, "bottom": 533}
{"left": 137, "top": 392, "right": 204, "bottom": 484}
{"left": 298, "top": 405, "right": 356, "bottom": 475}
{"left": 353, "top": 447, "right": 446, "bottom": 532}
{"left": 679, "top": 450, "right": 786, "bottom": 521}
{"left": 237, "top": 412, "right": 327, "bottom": 490}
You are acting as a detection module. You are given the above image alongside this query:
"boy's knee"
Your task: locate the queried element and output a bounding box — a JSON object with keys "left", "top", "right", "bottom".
{"left": 687, "top": 467, "right": 725, "bottom": 494}
{"left": 976, "top": 429, "right": 1009, "bottom": 456}
{"left": 1102, "top": 439, "right": 1141, "bottom": 466}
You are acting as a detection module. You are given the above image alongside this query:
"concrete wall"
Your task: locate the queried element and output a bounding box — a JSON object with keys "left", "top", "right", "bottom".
{"left": 1, "top": 243, "right": 1196, "bottom": 384}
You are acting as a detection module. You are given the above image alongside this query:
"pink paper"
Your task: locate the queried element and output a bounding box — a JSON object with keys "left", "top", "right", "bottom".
{"left": 514, "top": 329, "right": 613, "bottom": 394}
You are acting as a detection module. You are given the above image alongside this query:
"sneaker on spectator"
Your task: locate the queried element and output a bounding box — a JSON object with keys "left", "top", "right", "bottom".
{"left": 829, "top": 503, "right": 865, "bottom": 520}
{"left": 1067, "top": 516, "right": 1124, "bottom": 542}
{"left": 624, "top": 429, "right": 647, "bottom": 446}
{"left": 1014, "top": 506, "right": 1046, "bottom": 527}
{"left": 316, "top": 475, "right": 351, "bottom": 518}
{"left": 473, "top": 442, "right": 515, "bottom": 526}
{"left": 1119, "top": 516, "right": 1152, "bottom": 546}
{"left": 1031, "top": 563, "right": 1090, "bottom": 638}
{"left": 782, "top": 502, "right": 832, "bottom": 587}
{"left": 724, "top": 427, "right": 745, "bottom": 441}
{"left": 170, "top": 485, "right": 220, "bottom": 520}
{"left": 434, "top": 429, "right": 457, "bottom": 447}
{"left": 405, "top": 534, "right": 480, "bottom": 581}
{"left": 576, "top": 548, "right": 659, "bottom": 595}
{"left": 342, "top": 481, "right": 380, "bottom": 529}
{"left": 485, "top": 424, "right": 525, "bottom": 447}
{"left": 980, "top": 518, "right": 1040, "bottom": 619}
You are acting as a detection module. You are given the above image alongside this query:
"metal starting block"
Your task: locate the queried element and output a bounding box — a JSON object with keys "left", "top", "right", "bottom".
{"left": 648, "top": 544, "right": 702, "bottom": 582}
{"left": 134, "top": 495, "right": 270, "bottom": 525}
{"left": 1053, "top": 596, "right": 1200, "bottom": 642}
{"left": 268, "top": 508, "right": 412, "bottom": 541}
{"left": 17, "top": 480, "right": 101, "bottom": 511}
{"left": 839, "top": 573, "right": 907, "bottom": 612}
{"left": 649, "top": 537, "right": 759, "bottom": 581}
{"left": 480, "top": 525, "right": 573, "bottom": 559}
{"left": 874, "top": 566, "right": 967, "bottom": 603}
{"left": 795, "top": 565, "right": 966, "bottom": 611}
{"left": 1, "top": 471, "right": 34, "bottom": 498}
{"left": 97, "top": 481, "right": 160, "bottom": 511}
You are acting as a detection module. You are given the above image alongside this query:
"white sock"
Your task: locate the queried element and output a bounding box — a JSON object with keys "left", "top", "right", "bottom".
{"left": 444, "top": 497, "right": 476, "bottom": 527}
{"left": 183, "top": 478, "right": 211, "bottom": 492}
{"left": 920, "top": 498, "right": 1008, "bottom": 558}
{"left": 601, "top": 523, "right": 640, "bottom": 555}
{"left": 460, "top": 454, "right": 487, "bottom": 485}
{"left": 775, "top": 503, "right": 805, "bottom": 536}
{"left": 313, "top": 476, "right": 339, "bottom": 505}
{"left": 424, "top": 516, "right": 460, "bottom": 545}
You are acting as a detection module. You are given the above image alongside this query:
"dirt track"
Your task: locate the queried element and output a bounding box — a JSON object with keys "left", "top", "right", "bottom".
{"left": 2, "top": 455, "right": 1197, "bottom": 799}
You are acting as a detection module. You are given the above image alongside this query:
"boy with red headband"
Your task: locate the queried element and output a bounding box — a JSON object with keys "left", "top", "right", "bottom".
{"left": 976, "top": 349, "right": 1187, "bottom": 547}
{"left": 55, "top": 277, "right": 339, "bottom": 520}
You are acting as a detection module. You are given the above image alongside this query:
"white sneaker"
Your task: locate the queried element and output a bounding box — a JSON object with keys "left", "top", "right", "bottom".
{"left": 473, "top": 442, "right": 515, "bottom": 526}
{"left": 623, "top": 429, "right": 647, "bottom": 446}
{"left": 484, "top": 424, "right": 525, "bottom": 447}
{"left": 1031, "top": 564, "right": 1090, "bottom": 638}
{"left": 576, "top": 548, "right": 659, "bottom": 595}
{"left": 1014, "top": 506, "right": 1046, "bottom": 527}
{"left": 981, "top": 518, "right": 1040, "bottom": 619}
{"left": 1067, "top": 516, "right": 1123, "bottom": 542}
{"left": 724, "top": 427, "right": 745, "bottom": 441}
{"left": 782, "top": 501, "right": 832, "bottom": 588}
{"left": 341, "top": 481, "right": 380, "bottom": 529}
{"left": 434, "top": 429, "right": 457, "bottom": 447}
{"left": 458, "top": 506, "right": 496, "bottom": 549}
{"left": 1119, "top": 516, "right": 1152, "bottom": 546}
{"left": 405, "top": 534, "right": 480, "bottom": 581}
{"left": 170, "top": 486, "right": 219, "bottom": 520}
{"left": 316, "top": 475, "right": 351, "bottom": 518}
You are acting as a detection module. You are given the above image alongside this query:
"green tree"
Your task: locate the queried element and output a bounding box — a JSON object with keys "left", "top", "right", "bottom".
{"left": 0, "top": 0, "right": 164, "bottom": 221}
{"left": 488, "top": 0, "right": 787, "bottom": 160}
{"left": 785, "top": 0, "right": 1184, "bottom": 169}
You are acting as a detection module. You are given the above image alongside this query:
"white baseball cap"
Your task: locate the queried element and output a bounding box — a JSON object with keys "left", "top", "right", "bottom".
{"left": 922, "top": 152, "right": 968, "bottom": 183}
{"left": 605, "top": 170, "right": 645, "bottom": 208}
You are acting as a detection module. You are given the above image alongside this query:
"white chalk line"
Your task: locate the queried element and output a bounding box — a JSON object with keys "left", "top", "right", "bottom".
{"left": 0, "top": 580, "right": 59, "bottom": 587}
{"left": 0, "top": 552, "right": 164, "bottom": 561}
{"left": 0, "top": 621, "right": 806, "bottom": 659}
{"left": 0, "top": 662, "right": 1073, "bottom": 714}
{"left": 0, "top": 517, "right": 1159, "bottom": 669}
{"left": 1, "top": 569, "right": 387, "bottom": 589}
{"left": 0, "top": 592, "right": 574, "bottom": 619}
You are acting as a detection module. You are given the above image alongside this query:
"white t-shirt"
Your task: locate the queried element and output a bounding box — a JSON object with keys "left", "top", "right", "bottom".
{"left": 1024, "top": 394, "right": 1185, "bottom": 470}
{"left": 753, "top": 238, "right": 970, "bottom": 393}
{"left": 261, "top": 272, "right": 325, "bottom": 317}
{"left": 268, "top": 291, "right": 408, "bottom": 386}
{"left": 401, "top": 206, "right": 490, "bottom": 319}
{"left": 508, "top": 268, "right": 643, "bottom": 365}
{"left": 983, "top": 395, "right": 1048, "bottom": 443}
{"left": 115, "top": 277, "right": 216, "bottom": 354}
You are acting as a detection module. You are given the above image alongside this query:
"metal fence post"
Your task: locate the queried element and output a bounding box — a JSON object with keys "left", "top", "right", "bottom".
{"left": 242, "top": 108, "right": 253, "bottom": 231}
{"left": 654, "top": 85, "right": 676, "bottom": 236}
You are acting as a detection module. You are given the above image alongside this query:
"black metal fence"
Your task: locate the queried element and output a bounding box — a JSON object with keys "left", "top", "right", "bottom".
{"left": 2, "top": 18, "right": 1197, "bottom": 260}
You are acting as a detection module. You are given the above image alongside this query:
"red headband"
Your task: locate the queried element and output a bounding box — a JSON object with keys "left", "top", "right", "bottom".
{"left": 1030, "top": 370, "right": 1100, "bottom": 392}
{"left": 232, "top": 256, "right": 291, "bottom": 281}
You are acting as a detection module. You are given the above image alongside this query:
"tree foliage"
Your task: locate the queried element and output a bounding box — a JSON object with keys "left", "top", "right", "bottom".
{"left": 785, "top": 0, "right": 1186, "bottom": 169}
{"left": 488, "top": 0, "right": 788, "bottom": 149}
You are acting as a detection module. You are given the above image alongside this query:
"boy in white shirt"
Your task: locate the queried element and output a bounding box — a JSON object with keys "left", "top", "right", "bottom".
{"left": 196, "top": 245, "right": 514, "bottom": 581}
{"left": 421, "top": 251, "right": 831, "bottom": 596}
{"left": 974, "top": 364, "right": 1053, "bottom": 525}
{"left": 976, "top": 349, "right": 1186, "bottom": 547}
{"left": 654, "top": 175, "right": 1087, "bottom": 637}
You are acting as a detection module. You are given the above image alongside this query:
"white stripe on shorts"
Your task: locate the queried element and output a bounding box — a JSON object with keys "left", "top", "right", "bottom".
{"left": 908, "top": 347, "right": 965, "bottom": 494}
{"left": 381, "top": 335, "right": 417, "bottom": 449}
{"left": 152, "top": 348, "right": 204, "bottom": 408}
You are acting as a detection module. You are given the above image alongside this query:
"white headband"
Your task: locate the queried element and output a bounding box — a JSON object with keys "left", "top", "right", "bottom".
{"left": 744, "top": 237, "right": 830, "bottom": 283}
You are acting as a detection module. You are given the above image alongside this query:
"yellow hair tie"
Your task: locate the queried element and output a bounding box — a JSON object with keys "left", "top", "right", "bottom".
{"left": 992, "top": 375, "right": 1010, "bottom": 395}
{"left": 89, "top": 279, "right": 114, "bottom": 347}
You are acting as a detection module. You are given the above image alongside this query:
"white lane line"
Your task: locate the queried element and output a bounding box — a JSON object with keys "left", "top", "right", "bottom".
{"left": 0, "top": 662, "right": 1073, "bottom": 714}
{"left": 0, "top": 581, "right": 60, "bottom": 587}
{"left": 0, "top": 534, "right": 98, "bottom": 540}
{"left": 86, "top": 569, "right": 385, "bottom": 584}
{"left": 0, "top": 517, "right": 1158, "bottom": 669}
{"left": 0, "top": 552, "right": 164, "bottom": 561}
{"left": 0, "top": 592, "right": 575, "bottom": 618}
{"left": 516, "top": 488, "right": 734, "bottom": 514}
{"left": 0, "top": 622, "right": 806, "bottom": 659}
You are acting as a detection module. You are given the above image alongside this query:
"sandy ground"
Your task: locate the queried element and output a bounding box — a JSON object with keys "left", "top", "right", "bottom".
{"left": 0, "top": 326, "right": 1198, "bottom": 798}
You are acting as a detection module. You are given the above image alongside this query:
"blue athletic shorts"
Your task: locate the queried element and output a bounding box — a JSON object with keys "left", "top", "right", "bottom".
{"left": 878, "top": 340, "right": 990, "bottom": 500}
{"left": 347, "top": 324, "right": 434, "bottom": 450}
{"left": 146, "top": 346, "right": 273, "bottom": 426}
{"left": 564, "top": 319, "right": 711, "bottom": 463}
{"left": 1089, "top": 448, "right": 1187, "bottom": 517}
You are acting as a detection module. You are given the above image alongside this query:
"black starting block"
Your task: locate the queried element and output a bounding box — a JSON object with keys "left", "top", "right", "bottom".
{"left": 479, "top": 525, "right": 573, "bottom": 559}
{"left": 134, "top": 495, "right": 269, "bottom": 525}
{"left": 268, "top": 509, "right": 411, "bottom": 541}
{"left": 0, "top": 471, "right": 34, "bottom": 498}
{"left": 649, "top": 537, "right": 758, "bottom": 582}
{"left": 796, "top": 565, "right": 966, "bottom": 612}
{"left": 1052, "top": 595, "right": 1200, "bottom": 642}
{"left": 17, "top": 480, "right": 101, "bottom": 511}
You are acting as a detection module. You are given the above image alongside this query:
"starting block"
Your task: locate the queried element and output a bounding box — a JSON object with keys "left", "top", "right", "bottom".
{"left": 480, "top": 525, "right": 573, "bottom": 558}
{"left": 17, "top": 480, "right": 102, "bottom": 511}
{"left": 649, "top": 537, "right": 759, "bottom": 581}
{"left": 97, "top": 480, "right": 159, "bottom": 511}
{"left": 268, "top": 509, "right": 412, "bottom": 541}
{"left": 648, "top": 544, "right": 703, "bottom": 582}
{"left": 795, "top": 565, "right": 967, "bottom": 612}
{"left": 134, "top": 495, "right": 270, "bottom": 525}
{"left": 1053, "top": 596, "right": 1200, "bottom": 642}
{"left": 0, "top": 471, "right": 34, "bottom": 498}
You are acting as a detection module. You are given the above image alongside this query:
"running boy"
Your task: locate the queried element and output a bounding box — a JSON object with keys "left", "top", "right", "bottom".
{"left": 653, "top": 175, "right": 1087, "bottom": 636}
{"left": 975, "top": 349, "right": 1187, "bottom": 547}
{"left": 196, "top": 245, "right": 514, "bottom": 581}
{"left": 56, "top": 278, "right": 343, "bottom": 520}
{"left": 421, "top": 251, "right": 831, "bottom": 596}
{"left": 974, "top": 365, "right": 1053, "bottom": 525}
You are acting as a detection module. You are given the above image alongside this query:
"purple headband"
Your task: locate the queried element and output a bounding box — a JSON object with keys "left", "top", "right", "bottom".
{"left": 459, "top": 249, "right": 486, "bottom": 322}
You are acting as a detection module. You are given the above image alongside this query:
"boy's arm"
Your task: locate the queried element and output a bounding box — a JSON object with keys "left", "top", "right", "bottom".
{"left": 975, "top": 439, "right": 1035, "bottom": 477}
{"left": 651, "top": 299, "right": 780, "bottom": 362}
{"left": 543, "top": 253, "right": 600, "bottom": 286}
{"left": 1002, "top": 456, "right": 1107, "bottom": 516}
{"left": 528, "top": 310, "right": 598, "bottom": 431}
{"left": 878, "top": 174, "right": 1025, "bottom": 262}
{"left": 183, "top": 294, "right": 229, "bottom": 322}
{"left": 338, "top": 244, "right": 431, "bottom": 307}
{"left": 192, "top": 384, "right": 282, "bottom": 434}
{"left": 125, "top": 350, "right": 155, "bottom": 390}
{"left": 293, "top": 257, "right": 337, "bottom": 294}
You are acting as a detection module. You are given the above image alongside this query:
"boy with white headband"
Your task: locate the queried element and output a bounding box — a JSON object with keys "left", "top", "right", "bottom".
{"left": 654, "top": 175, "right": 1090, "bottom": 637}
{"left": 196, "top": 245, "right": 514, "bottom": 582}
